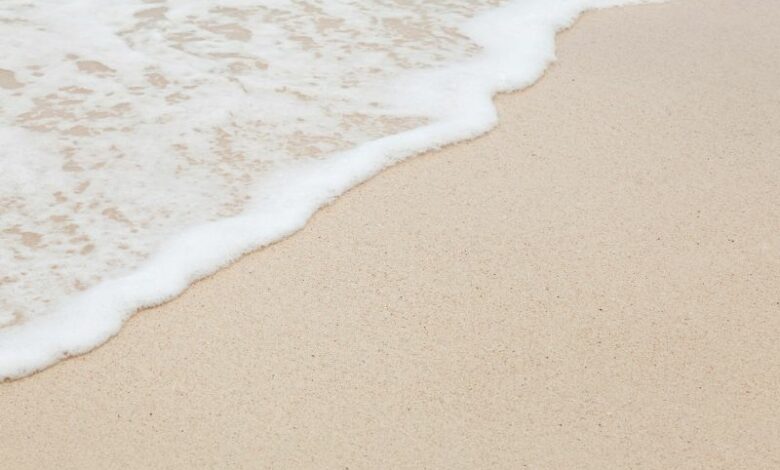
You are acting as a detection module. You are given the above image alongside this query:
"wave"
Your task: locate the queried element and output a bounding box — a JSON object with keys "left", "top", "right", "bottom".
{"left": 0, "top": 0, "right": 659, "bottom": 379}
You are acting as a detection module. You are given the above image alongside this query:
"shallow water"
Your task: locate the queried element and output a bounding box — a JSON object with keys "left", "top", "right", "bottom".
{"left": 0, "top": 0, "right": 652, "bottom": 378}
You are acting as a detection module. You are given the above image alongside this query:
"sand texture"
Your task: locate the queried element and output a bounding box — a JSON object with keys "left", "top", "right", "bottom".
{"left": 2, "top": 0, "right": 779, "bottom": 468}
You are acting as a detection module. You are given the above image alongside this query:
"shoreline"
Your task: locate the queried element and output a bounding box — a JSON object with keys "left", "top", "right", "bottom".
{"left": 1, "top": 0, "right": 646, "bottom": 381}
{"left": 3, "top": 0, "right": 780, "bottom": 467}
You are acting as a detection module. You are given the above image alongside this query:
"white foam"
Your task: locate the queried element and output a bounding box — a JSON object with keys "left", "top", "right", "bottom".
{"left": 0, "top": 0, "right": 659, "bottom": 379}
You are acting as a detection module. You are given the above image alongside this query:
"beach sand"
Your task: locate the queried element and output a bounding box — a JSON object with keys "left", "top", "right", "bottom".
{"left": 2, "top": 0, "right": 779, "bottom": 467}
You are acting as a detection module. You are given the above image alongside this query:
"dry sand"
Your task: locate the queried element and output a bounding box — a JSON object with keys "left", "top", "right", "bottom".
{"left": 2, "top": 0, "right": 780, "bottom": 468}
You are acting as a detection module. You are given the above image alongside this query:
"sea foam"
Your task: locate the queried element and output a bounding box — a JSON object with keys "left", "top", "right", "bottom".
{"left": 0, "top": 0, "right": 657, "bottom": 379}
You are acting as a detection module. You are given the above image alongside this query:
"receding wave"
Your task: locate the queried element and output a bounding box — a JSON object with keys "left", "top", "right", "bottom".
{"left": 0, "top": 0, "right": 656, "bottom": 379}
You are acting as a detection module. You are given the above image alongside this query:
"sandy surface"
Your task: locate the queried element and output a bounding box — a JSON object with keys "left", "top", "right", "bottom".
{"left": 2, "top": 0, "right": 779, "bottom": 468}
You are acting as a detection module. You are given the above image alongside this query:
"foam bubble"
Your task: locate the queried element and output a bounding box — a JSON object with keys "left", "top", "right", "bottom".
{"left": 0, "top": 0, "right": 659, "bottom": 379}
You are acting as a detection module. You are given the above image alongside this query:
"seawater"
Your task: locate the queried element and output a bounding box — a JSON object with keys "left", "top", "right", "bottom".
{"left": 0, "top": 0, "right": 656, "bottom": 379}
